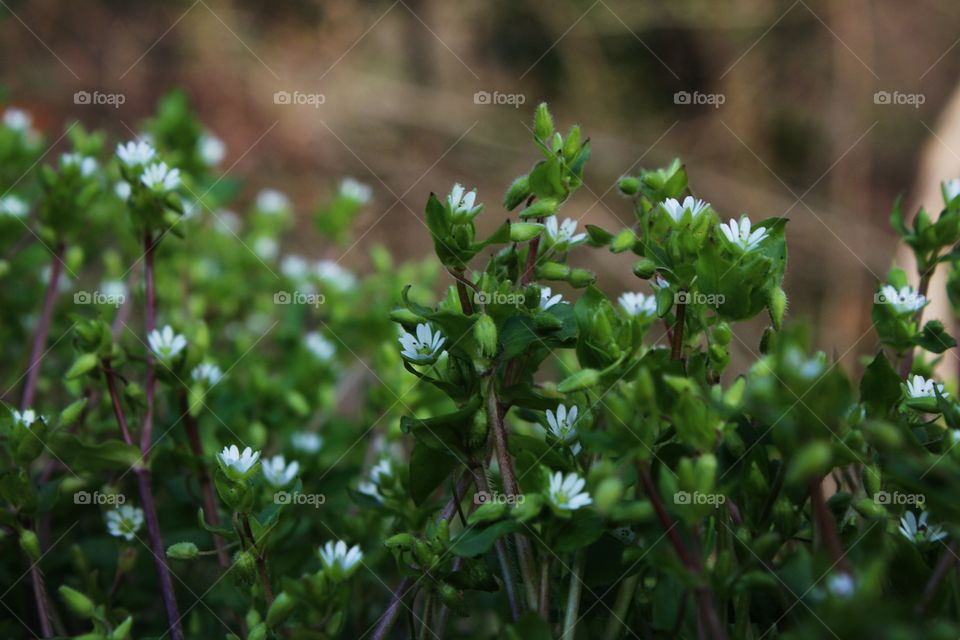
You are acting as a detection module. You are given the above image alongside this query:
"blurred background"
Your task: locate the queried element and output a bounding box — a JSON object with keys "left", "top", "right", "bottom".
{"left": 1, "top": 0, "right": 959, "bottom": 374}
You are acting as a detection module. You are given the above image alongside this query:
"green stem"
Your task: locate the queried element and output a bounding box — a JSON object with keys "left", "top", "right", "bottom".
{"left": 562, "top": 552, "right": 584, "bottom": 640}
{"left": 603, "top": 573, "right": 640, "bottom": 640}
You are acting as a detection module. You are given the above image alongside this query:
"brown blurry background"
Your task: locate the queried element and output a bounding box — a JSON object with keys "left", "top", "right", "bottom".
{"left": 2, "top": 0, "right": 959, "bottom": 373}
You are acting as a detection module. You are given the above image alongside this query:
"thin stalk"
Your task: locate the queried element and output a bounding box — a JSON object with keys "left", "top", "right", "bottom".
{"left": 22, "top": 241, "right": 66, "bottom": 410}
{"left": 28, "top": 557, "right": 53, "bottom": 638}
{"left": 141, "top": 230, "right": 157, "bottom": 454}
{"left": 917, "top": 542, "right": 958, "bottom": 616}
{"left": 371, "top": 577, "right": 415, "bottom": 640}
{"left": 899, "top": 269, "right": 933, "bottom": 378}
{"left": 671, "top": 293, "right": 687, "bottom": 360}
{"left": 472, "top": 465, "right": 521, "bottom": 621}
{"left": 538, "top": 556, "right": 551, "bottom": 618}
{"left": 521, "top": 232, "right": 542, "bottom": 286}
{"left": 135, "top": 467, "right": 184, "bottom": 640}
{"left": 418, "top": 594, "right": 433, "bottom": 640}
{"left": 242, "top": 515, "right": 274, "bottom": 605}
{"left": 808, "top": 476, "right": 849, "bottom": 574}
{"left": 603, "top": 573, "right": 640, "bottom": 640}
{"left": 451, "top": 268, "right": 475, "bottom": 315}
{"left": 562, "top": 552, "right": 584, "bottom": 640}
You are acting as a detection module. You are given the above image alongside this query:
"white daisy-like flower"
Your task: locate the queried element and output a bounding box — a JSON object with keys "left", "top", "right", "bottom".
{"left": 905, "top": 375, "right": 947, "bottom": 399}
{"left": 826, "top": 573, "right": 855, "bottom": 599}
{"left": 0, "top": 195, "right": 28, "bottom": 218}
{"left": 661, "top": 196, "right": 709, "bottom": 223}
{"left": 899, "top": 510, "right": 947, "bottom": 543}
{"left": 544, "top": 217, "right": 587, "bottom": 249}
{"left": 217, "top": 444, "right": 261, "bottom": 477}
{"left": 3, "top": 108, "right": 33, "bottom": 134}
{"left": 357, "top": 460, "right": 392, "bottom": 502}
{"left": 256, "top": 189, "right": 290, "bottom": 214}
{"left": 116, "top": 140, "right": 156, "bottom": 167}
{"left": 547, "top": 471, "right": 592, "bottom": 511}
{"left": 11, "top": 409, "right": 38, "bottom": 428}
{"left": 105, "top": 505, "right": 144, "bottom": 542}
{"left": 305, "top": 331, "right": 336, "bottom": 361}
{"left": 147, "top": 325, "right": 187, "bottom": 360}
{"left": 398, "top": 323, "right": 446, "bottom": 364}
{"left": 879, "top": 284, "right": 927, "bottom": 315}
{"left": 281, "top": 255, "right": 310, "bottom": 281}
{"left": 545, "top": 404, "right": 582, "bottom": 455}
{"left": 114, "top": 181, "right": 132, "bottom": 201}
{"left": 198, "top": 132, "right": 226, "bottom": 166}
{"left": 719, "top": 216, "right": 768, "bottom": 252}
{"left": 314, "top": 261, "right": 356, "bottom": 290}
{"left": 319, "top": 540, "right": 363, "bottom": 580}
{"left": 944, "top": 177, "right": 960, "bottom": 203}
{"left": 539, "top": 286, "right": 563, "bottom": 310}
{"left": 291, "top": 431, "right": 323, "bottom": 454}
{"left": 140, "top": 162, "right": 181, "bottom": 193}
{"left": 618, "top": 291, "right": 657, "bottom": 317}
{"left": 262, "top": 455, "right": 300, "bottom": 488}
{"left": 61, "top": 153, "right": 98, "bottom": 177}
{"left": 446, "top": 183, "right": 483, "bottom": 224}
{"left": 339, "top": 177, "right": 372, "bottom": 205}
{"left": 253, "top": 236, "right": 279, "bottom": 261}
{"left": 191, "top": 362, "right": 223, "bottom": 386}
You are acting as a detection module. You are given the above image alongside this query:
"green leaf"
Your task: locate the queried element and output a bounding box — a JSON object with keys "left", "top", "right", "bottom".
{"left": 65, "top": 353, "right": 98, "bottom": 379}
{"left": 409, "top": 442, "right": 458, "bottom": 506}
{"left": 911, "top": 320, "right": 956, "bottom": 353}
{"left": 450, "top": 520, "right": 522, "bottom": 557}
{"left": 48, "top": 434, "right": 141, "bottom": 472}
{"left": 860, "top": 352, "right": 901, "bottom": 417}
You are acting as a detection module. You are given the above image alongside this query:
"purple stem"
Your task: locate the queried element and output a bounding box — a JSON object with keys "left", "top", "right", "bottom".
{"left": 21, "top": 242, "right": 66, "bottom": 410}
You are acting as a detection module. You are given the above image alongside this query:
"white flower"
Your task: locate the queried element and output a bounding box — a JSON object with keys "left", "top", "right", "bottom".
{"left": 545, "top": 217, "right": 587, "bottom": 249}
{"left": 305, "top": 331, "right": 336, "bottom": 361}
{"left": 826, "top": 573, "right": 855, "bottom": 599}
{"left": 619, "top": 291, "right": 657, "bottom": 317}
{"left": 140, "top": 162, "right": 181, "bottom": 193}
{"left": 262, "top": 455, "right": 300, "bottom": 488}
{"left": 147, "top": 325, "right": 187, "bottom": 360}
{"left": 944, "top": 178, "right": 960, "bottom": 203}
{"left": 879, "top": 284, "right": 927, "bottom": 315}
{"left": 256, "top": 189, "right": 290, "bottom": 214}
{"left": 547, "top": 471, "right": 592, "bottom": 511}
{"left": 114, "top": 181, "right": 132, "bottom": 201}
{"left": 253, "top": 236, "right": 279, "bottom": 260}
{"left": 906, "top": 375, "right": 947, "bottom": 399}
{"left": 398, "top": 323, "right": 446, "bottom": 364}
{"left": 217, "top": 444, "right": 261, "bottom": 477}
{"left": 319, "top": 540, "right": 363, "bottom": 580}
{"left": 100, "top": 280, "right": 127, "bottom": 304}
{"left": 899, "top": 510, "right": 947, "bottom": 543}
{"left": 545, "top": 404, "right": 582, "bottom": 455}
{"left": 719, "top": 216, "right": 768, "bottom": 252}
{"left": 3, "top": 108, "right": 33, "bottom": 133}
{"left": 339, "top": 177, "right": 372, "bottom": 204}
{"left": 105, "top": 505, "right": 144, "bottom": 542}
{"left": 61, "top": 153, "right": 98, "bottom": 177}
{"left": 291, "top": 431, "right": 323, "bottom": 454}
{"left": 198, "top": 132, "right": 226, "bottom": 166}
{"left": 314, "top": 261, "right": 356, "bottom": 290}
{"left": 116, "top": 140, "right": 156, "bottom": 167}
{"left": 192, "top": 362, "right": 223, "bottom": 386}
{"left": 661, "top": 196, "right": 709, "bottom": 223}
{"left": 0, "top": 195, "right": 28, "bottom": 218}
{"left": 11, "top": 409, "right": 38, "bottom": 428}
{"left": 281, "top": 255, "right": 310, "bottom": 280}
{"left": 358, "top": 460, "right": 393, "bottom": 502}
{"left": 539, "top": 286, "right": 563, "bottom": 310}
{"left": 446, "top": 183, "right": 482, "bottom": 223}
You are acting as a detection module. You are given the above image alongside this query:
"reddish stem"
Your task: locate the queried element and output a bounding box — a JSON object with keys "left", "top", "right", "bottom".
{"left": 671, "top": 295, "right": 687, "bottom": 361}
{"left": 141, "top": 230, "right": 157, "bottom": 455}
{"left": 808, "top": 476, "right": 850, "bottom": 574}
{"left": 181, "top": 395, "right": 230, "bottom": 568}
{"left": 21, "top": 242, "right": 66, "bottom": 410}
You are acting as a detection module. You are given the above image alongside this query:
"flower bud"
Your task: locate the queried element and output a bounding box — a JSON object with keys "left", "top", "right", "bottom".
{"left": 558, "top": 368, "right": 599, "bottom": 393}
{"left": 474, "top": 314, "right": 498, "bottom": 357}
{"left": 567, "top": 268, "right": 596, "bottom": 288}
{"left": 534, "top": 103, "right": 554, "bottom": 141}
{"left": 610, "top": 229, "right": 637, "bottom": 253}
{"left": 504, "top": 175, "right": 531, "bottom": 211}
{"left": 518, "top": 198, "right": 559, "bottom": 219}
{"left": 509, "top": 222, "right": 544, "bottom": 242}
{"left": 247, "top": 622, "right": 267, "bottom": 640}
{"left": 385, "top": 533, "right": 415, "bottom": 549}
{"left": 632, "top": 258, "right": 656, "bottom": 279}
{"left": 767, "top": 287, "right": 787, "bottom": 330}
{"left": 618, "top": 176, "right": 640, "bottom": 196}
{"left": 538, "top": 262, "right": 571, "bottom": 280}
{"left": 713, "top": 322, "right": 732, "bottom": 345}
{"left": 593, "top": 477, "right": 623, "bottom": 516}
{"left": 232, "top": 550, "right": 258, "bottom": 587}
{"left": 167, "top": 542, "right": 199, "bottom": 560}
{"left": 19, "top": 529, "right": 41, "bottom": 562}
{"left": 59, "top": 585, "right": 96, "bottom": 619}
{"left": 266, "top": 592, "right": 296, "bottom": 627}
{"left": 467, "top": 410, "right": 488, "bottom": 450}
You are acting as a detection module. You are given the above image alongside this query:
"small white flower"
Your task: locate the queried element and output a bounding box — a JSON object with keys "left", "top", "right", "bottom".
{"left": 826, "top": 573, "right": 855, "bottom": 599}
{"left": 116, "top": 140, "right": 156, "bottom": 167}
{"left": 539, "top": 286, "right": 563, "bottom": 310}
{"left": 147, "top": 325, "right": 187, "bottom": 360}
{"left": 906, "top": 374, "right": 947, "bottom": 399}
{"left": 661, "top": 196, "right": 709, "bottom": 223}
{"left": 446, "top": 183, "right": 482, "bottom": 223}
{"left": 398, "top": 323, "right": 446, "bottom": 364}
{"left": 105, "top": 505, "right": 144, "bottom": 541}
{"left": 547, "top": 471, "right": 592, "bottom": 511}
{"left": 899, "top": 510, "right": 947, "bottom": 543}
{"left": 545, "top": 217, "right": 587, "bottom": 249}
{"left": 3, "top": 108, "right": 33, "bottom": 133}
{"left": 291, "top": 431, "right": 323, "bottom": 454}
{"left": 339, "top": 177, "right": 372, "bottom": 204}
{"left": 281, "top": 255, "right": 310, "bottom": 280}
{"left": 545, "top": 404, "right": 582, "bottom": 455}
{"left": 314, "top": 261, "right": 356, "bottom": 290}
{"left": 192, "top": 362, "right": 223, "bottom": 386}
{"left": 262, "top": 455, "right": 300, "bottom": 488}
{"left": 619, "top": 291, "right": 657, "bottom": 317}
{"left": 253, "top": 236, "right": 279, "bottom": 260}
{"left": 358, "top": 460, "right": 393, "bottom": 502}
{"left": 256, "top": 189, "right": 290, "bottom": 214}
{"left": 319, "top": 540, "right": 363, "bottom": 579}
{"left": 100, "top": 280, "right": 127, "bottom": 303}
{"left": 217, "top": 444, "right": 261, "bottom": 477}
{"left": 114, "top": 181, "right": 132, "bottom": 201}
{"left": 0, "top": 195, "right": 28, "bottom": 218}
{"left": 305, "top": 331, "right": 336, "bottom": 361}
{"left": 61, "top": 153, "right": 98, "bottom": 177}
{"left": 12, "top": 409, "right": 38, "bottom": 428}
{"left": 198, "top": 132, "right": 226, "bottom": 166}
{"left": 140, "top": 162, "right": 181, "bottom": 193}
{"left": 879, "top": 284, "right": 927, "bottom": 315}
{"left": 944, "top": 178, "right": 960, "bottom": 203}
{"left": 719, "top": 216, "right": 768, "bottom": 252}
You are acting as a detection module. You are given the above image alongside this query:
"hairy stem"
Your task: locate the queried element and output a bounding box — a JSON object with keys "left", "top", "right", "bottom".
{"left": 671, "top": 294, "right": 687, "bottom": 360}
{"left": 521, "top": 232, "right": 542, "bottom": 286}
{"left": 562, "top": 552, "right": 584, "bottom": 640}
{"left": 22, "top": 241, "right": 66, "bottom": 410}
{"left": 451, "top": 268, "right": 475, "bottom": 315}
